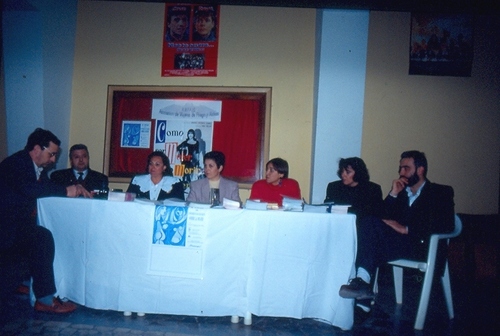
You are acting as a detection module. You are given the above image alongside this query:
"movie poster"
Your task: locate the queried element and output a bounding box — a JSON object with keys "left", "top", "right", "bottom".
{"left": 161, "top": 3, "right": 220, "bottom": 77}
{"left": 151, "top": 99, "right": 222, "bottom": 189}
{"left": 409, "top": 13, "right": 473, "bottom": 77}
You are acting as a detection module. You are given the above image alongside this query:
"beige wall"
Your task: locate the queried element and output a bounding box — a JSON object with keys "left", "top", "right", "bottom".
{"left": 71, "top": 2, "right": 499, "bottom": 213}
{"left": 71, "top": 1, "right": 316, "bottom": 201}
{"left": 362, "top": 12, "right": 500, "bottom": 214}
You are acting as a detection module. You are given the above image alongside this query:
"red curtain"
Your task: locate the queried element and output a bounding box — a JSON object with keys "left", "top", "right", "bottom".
{"left": 109, "top": 96, "right": 262, "bottom": 183}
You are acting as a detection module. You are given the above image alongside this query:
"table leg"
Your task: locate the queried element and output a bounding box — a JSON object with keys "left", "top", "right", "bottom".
{"left": 244, "top": 312, "right": 252, "bottom": 325}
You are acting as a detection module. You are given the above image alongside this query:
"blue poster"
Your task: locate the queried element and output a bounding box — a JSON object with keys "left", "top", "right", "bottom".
{"left": 153, "top": 205, "right": 188, "bottom": 246}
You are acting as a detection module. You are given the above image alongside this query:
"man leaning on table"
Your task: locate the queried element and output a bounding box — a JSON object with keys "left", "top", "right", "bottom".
{"left": 0, "top": 128, "right": 91, "bottom": 313}
{"left": 51, "top": 143, "right": 108, "bottom": 193}
{"left": 338, "top": 150, "right": 455, "bottom": 315}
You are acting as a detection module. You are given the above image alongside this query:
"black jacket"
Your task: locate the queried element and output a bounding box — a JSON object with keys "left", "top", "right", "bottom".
{"left": 50, "top": 168, "right": 108, "bottom": 192}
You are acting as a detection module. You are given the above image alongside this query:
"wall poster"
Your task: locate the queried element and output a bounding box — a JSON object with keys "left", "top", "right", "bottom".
{"left": 104, "top": 86, "right": 271, "bottom": 190}
{"left": 161, "top": 3, "right": 220, "bottom": 77}
{"left": 409, "top": 13, "right": 473, "bottom": 77}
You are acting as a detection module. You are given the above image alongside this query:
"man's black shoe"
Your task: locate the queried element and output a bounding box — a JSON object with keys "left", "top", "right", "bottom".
{"left": 339, "top": 277, "right": 374, "bottom": 300}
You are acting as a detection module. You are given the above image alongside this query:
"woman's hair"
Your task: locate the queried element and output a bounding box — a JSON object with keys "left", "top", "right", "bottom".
{"left": 336, "top": 157, "right": 370, "bottom": 184}
{"left": 146, "top": 151, "right": 173, "bottom": 176}
{"left": 186, "top": 129, "right": 196, "bottom": 140}
{"left": 204, "top": 151, "right": 225, "bottom": 169}
{"left": 267, "top": 158, "right": 289, "bottom": 178}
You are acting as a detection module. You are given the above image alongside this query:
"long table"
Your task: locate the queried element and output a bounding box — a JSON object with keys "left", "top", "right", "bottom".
{"left": 37, "top": 197, "right": 357, "bottom": 330}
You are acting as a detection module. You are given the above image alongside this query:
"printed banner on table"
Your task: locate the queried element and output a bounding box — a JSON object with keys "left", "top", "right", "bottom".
{"left": 148, "top": 206, "right": 208, "bottom": 278}
{"left": 161, "top": 3, "right": 220, "bottom": 77}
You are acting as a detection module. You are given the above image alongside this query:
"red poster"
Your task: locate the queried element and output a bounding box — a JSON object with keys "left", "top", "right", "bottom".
{"left": 161, "top": 3, "right": 220, "bottom": 77}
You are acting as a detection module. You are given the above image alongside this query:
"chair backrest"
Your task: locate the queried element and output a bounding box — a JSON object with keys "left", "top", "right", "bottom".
{"left": 426, "top": 214, "right": 462, "bottom": 267}
{"left": 430, "top": 214, "right": 462, "bottom": 243}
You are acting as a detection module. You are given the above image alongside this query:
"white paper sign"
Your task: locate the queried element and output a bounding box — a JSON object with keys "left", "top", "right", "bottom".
{"left": 147, "top": 206, "right": 208, "bottom": 278}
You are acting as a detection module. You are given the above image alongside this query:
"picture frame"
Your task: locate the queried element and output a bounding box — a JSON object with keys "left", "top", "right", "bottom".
{"left": 409, "top": 13, "right": 473, "bottom": 77}
{"left": 103, "top": 85, "right": 271, "bottom": 188}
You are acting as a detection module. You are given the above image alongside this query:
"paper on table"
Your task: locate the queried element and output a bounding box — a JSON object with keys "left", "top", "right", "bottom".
{"left": 223, "top": 198, "right": 240, "bottom": 209}
{"left": 282, "top": 196, "right": 304, "bottom": 212}
{"left": 330, "top": 205, "right": 350, "bottom": 214}
{"left": 245, "top": 199, "right": 268, "bottom": 210}
{"left": 303, "top": 204, "right": 329, "bottom": 213}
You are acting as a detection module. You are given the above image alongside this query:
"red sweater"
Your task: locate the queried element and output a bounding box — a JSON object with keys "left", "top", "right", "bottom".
{"left": 249, "top": 178, "right": 301, "bottom": 206}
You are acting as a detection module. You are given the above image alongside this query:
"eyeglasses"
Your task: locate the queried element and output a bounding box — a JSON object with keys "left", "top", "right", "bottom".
{"left": 43, "top": 146, "right": 58, "bottom": 158}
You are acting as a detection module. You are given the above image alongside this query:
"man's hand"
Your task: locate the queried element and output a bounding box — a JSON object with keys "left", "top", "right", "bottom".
{"left": 382, "top": 219, "right": 408, "bottom": 234}
{"left": 389, "top": 177, "right": 408, "bottom": 197}
{"left": 66, "top": 184, "right": 92, "bottom": 198}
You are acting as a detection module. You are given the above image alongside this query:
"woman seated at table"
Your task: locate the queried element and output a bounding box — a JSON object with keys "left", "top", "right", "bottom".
{"left": 249, "top": 157, "right": 301, "bottom": 207}
{"left": 186, "top": 151, "right": 241, "bottom": 205}
{"left": 324, "top": 157, "right": 383, "bottom": 225}
{"left": 127, "top": 151, "right": 184, "bottom": 201}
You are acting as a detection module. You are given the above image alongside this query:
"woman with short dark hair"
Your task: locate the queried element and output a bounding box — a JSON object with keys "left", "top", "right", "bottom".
{"left": 324, "top": 157, "right": 383, "bottom": 223}
{"left": 249, "top": 157, "right": 301, "bottom": 207}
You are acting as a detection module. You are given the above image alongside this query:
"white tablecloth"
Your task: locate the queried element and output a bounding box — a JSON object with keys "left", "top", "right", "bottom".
{"left": 37, "top": 197, "right": 357, "bottom": 330}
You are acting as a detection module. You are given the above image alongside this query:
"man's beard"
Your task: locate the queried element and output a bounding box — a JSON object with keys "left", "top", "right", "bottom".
{"left": 406, "top": 171, "right": 420, "bottom": 187}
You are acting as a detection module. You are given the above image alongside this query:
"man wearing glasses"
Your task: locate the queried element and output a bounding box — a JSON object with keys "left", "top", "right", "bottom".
{"left": 0, "top": 128, "right": 91, "bottom": 314}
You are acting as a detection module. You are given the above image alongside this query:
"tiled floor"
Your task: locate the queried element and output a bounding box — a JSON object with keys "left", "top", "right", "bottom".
{"left": 1, "top": 266, "right": 497, "bottom": 335}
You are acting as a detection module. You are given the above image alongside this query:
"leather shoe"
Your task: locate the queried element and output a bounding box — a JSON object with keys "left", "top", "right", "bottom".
{"left": 34, "top": 297, "right": 77, "bottom": 314}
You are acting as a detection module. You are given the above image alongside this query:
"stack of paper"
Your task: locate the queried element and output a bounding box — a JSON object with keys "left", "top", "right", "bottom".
{"left": 303, "top": 204, "right": 329, "bottom": 213}
{"left": 282, "top": 196, "right": 304, "bottom": 212}
{"left": 330, "top": 205, "right": 350, "bottom": 214}
{"left": 245, "top": 199, "right": 268, "bottom": 211}
{"left": 223, "top": 198, "right": 240, "bottom": 209}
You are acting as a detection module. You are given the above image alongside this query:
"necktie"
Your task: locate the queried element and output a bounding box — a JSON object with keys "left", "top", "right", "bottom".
{"left": 77, "top": 172, "right": 84, "bottom": 183}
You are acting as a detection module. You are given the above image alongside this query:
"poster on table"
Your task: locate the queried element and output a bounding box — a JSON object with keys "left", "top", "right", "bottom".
{"left": 161, "top": 3, "right": 220, "bottom": 77}
{"left": 151, "top": 99, "right": 221, "bottom": 186}
{"left": 148, "top": 205, "right": 209, "bottom": 278}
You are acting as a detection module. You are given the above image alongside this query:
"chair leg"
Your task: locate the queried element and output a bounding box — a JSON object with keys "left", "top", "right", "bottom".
{"left": 414, "top": 264, "right": 435, "bottom": 330}
{"left": 392, "top": 266, "right": 403, "bottom": 304}
{"left": 441, "top": 262, "right": 454, "bottom": 319}
{"left": 373, "top": 267, "right": 379, "bottom": 295}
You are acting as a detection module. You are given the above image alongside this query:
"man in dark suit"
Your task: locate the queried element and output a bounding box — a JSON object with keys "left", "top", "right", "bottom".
{"left": 338, "top": 150, "right": 455, "bottom": 312}
{"left": 51, "top": 144, "right": 108, "bottom": 194}
{"left": 0, "top": 128, "right": 91, "bottom": 314}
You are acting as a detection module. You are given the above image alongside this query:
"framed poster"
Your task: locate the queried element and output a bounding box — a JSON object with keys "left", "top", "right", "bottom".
{"left": 103, "top": 86, "right": 271, "bottom": 188}
{"left": 409, "top": 13, "right": 473, "bottom": 77}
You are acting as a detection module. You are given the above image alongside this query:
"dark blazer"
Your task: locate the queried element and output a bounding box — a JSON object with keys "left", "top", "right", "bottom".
{"left": 50, "top": 168, "right": 108, "bottom": 192}
{"left": 0, "top": 150, "right": 67, "bottom": 250}
{"left": 384, "top": 180, "right": 455, "bottom": 261}
{"left": 324, "top": 180, "right": 384, "bottom": 221}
